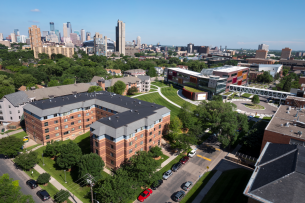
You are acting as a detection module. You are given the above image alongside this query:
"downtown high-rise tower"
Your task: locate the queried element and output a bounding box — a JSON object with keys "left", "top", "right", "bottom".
{"left": 116, "top": 20, "right": 125, "bottom": 55}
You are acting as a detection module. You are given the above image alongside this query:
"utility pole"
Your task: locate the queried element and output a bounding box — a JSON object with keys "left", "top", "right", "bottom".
{"left": 89, "top": 174, "right": 94, "bottom": 203}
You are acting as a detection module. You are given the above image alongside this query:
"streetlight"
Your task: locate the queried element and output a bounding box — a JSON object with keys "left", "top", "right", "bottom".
{"left": 42, "top": 153, "right": 45, "bottom": 166}
{"left": 31, "top": 171, "right": 33, "bottom": 177}
{"left": 64, "top": 170, "right": 67, "bottom": 183}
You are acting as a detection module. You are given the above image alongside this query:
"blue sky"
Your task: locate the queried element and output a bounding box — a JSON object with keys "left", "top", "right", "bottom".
{"left": 1, "top": 0, "right": 304, "bottom": 50}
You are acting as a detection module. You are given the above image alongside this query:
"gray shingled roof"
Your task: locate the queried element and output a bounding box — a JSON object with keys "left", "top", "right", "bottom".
{"left": 5, "top": 91, "right": 30, "bottom": 107}
{"left": 137, "top": 75, "right": 150, "bottom": 81}
{"left": 91, "top": 76, "right": 104, "bottom": 83}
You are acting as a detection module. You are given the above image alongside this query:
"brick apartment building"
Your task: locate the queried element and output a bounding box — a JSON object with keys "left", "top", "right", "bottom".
{"left": 28, "top": 25, "right": 42, "bottom": 49}
{"left": 124, "top": 69, "right": 146, "bottom": 76}
{"left": 23, "top": 91, "right": 170, "bottom": 168}
{"left": 255, "top": 50, "right": 268, "bottom": 59}
{"left": 246, "top": 58, "right": 276, "bottom": 64}
{"left": 281, "top": 47, "right": 292, "bottom": 59}
{"left": 261, "top": 105, "right": 305, "bottom": 152}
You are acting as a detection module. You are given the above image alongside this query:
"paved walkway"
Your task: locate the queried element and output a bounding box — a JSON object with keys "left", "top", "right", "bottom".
{"left": 152, "top": 84, "right": 181, "bottom": 108}
{"left": 0, "top": 128, "right": 25, "bottom": 139}
{"left": 34, "top": 164, "right": 83, "bottom": 203}
{"left": 177, "top": 89, "right": 202, "bottom": 105}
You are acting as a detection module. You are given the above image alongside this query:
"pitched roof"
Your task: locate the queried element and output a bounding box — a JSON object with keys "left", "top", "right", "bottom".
{"left": 107, "top": 77, "right": 141, "bottom": 86}
{"left": 124, "top": 69, "right": 145, "bottom": 73}
{"left": 106, "top": 69, "right": 121, "bottom": 74}
{"left": 4, "top": 91, "right": 30, "bottom": 107}
{"left": 24, "top": 83, "right": 92, "bottom": 100}
{"left": 91, "top": 76, "right": 104, "bottom": 83}
{"left": 137, "top": 75, "right": 150, "bottom": 81}
{"left": 18, "top": 85, "right": 45, "bottom": 91}
{"left": 244, "top": 143, "right": 305, "bottom": 203}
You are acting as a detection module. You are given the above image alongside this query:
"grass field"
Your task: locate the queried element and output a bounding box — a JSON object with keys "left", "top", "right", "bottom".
{"left": 242, "top": 93, "right": 252, "bottom": 98}
{"left": 262, "top": 117, "right": 272, "bottom": 120}
{"left": 244, "top": 104, "right": 265, "bottom": 110}
{"left": 23, "top": 144, "right": 41, "bottom": 152}
{"left": 11, "top": 131, "right": 28, "bottom": 139}
{"left": 180, "top": 170, "right": 216, "bottom": 203}
{"left": 201, "top": 169, "right": 252, "bottom": 203}
{"left": 223, "top": 92, "right": 232, "bottom": 95}
{"left": 151, "top": 81, "right": 168, "bottom": 87}
{"left": 184, "top": 86, "right": 203, "bottom": 93}
{"left": 136, "top": 92, "right": 181, "bottom": 118}
{"left": 161, "top": 87, "right": 197, "bottom": 110}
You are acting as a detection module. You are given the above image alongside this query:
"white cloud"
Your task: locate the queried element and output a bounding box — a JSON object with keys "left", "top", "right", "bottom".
{"left": 31, "top": 9, "right": 40, "bottom": 12}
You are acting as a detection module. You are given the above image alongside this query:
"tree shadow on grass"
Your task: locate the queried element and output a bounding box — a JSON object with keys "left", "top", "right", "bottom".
{"left": 77, "top": 136, "right": 91, "bottom": 155}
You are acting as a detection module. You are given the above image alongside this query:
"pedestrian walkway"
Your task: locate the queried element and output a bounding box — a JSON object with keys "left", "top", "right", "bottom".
{"left": 177, "top": 89, "right": 201, "bottom": 106}
{"left": 151, "top": 84, "right": 181, "bottom": 108}
{"left": 34, "top": 165, "right": 83, "bottom": 203}
{"left": 131, "top": 90, "right": 158, "bottom": 98}
{"left": 156, "top": 154, "right": 178, "bottom": 172}
{"left": 103, "top": 167, "right": 112, "bottom": 175}
{"left": 0, "top": 128, "right": 25, "bottom": 139}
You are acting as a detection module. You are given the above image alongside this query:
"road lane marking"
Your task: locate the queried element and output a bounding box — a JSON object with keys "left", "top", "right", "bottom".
{"left": 197, "top": 155, "right": 211, "bottom": 161}
{"left": 214, "top": 148, "right": 221, "bottom": 151}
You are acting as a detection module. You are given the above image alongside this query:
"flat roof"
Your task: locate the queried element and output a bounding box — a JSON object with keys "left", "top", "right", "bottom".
{"left": 167, "top": 68, "right": 226, "bottom": 80}
{"left": 212, "top": 66, "right": 248, "bottom": 73}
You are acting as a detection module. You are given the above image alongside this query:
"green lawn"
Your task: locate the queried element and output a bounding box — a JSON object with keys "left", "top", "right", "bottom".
{"left": 149, "top": 88, "right": 158, "bottom": 92}
{"left": 151, "top": 81, "right": 168, "bottom": 87}
{"left": 255, "top": 116, "right": 260, "bottom": 118}
{"left": 223, "top": 92, "right": 231, "bottom": 96}
{"left": 0, "top": 129, "right": 17, "bottom": 135}
{"left": 262, "top": 117, "right": 272, "bottom": 120}
{"left": 161, "top": 87, "right": 197, "bottom": 110}
{"left": 242, "top": 93, "right": 252, "bottom": 98}
{"left": 244, "top": 104, "right": 265, "bottom": 110}
{"left": 157, "top": 154, "right": 185, "bottom": 175}
{"left": 180, "top": 170, "right": 216, "bottom": 203}
{"left": 11, "top": 131, "right": 28, "bottom": 139}
{"left": 201, "top": 169, "right": 252, "bottom": 203}
{"left": 24, "top": 169, "right": 73, "bottom": 203}
{"left": 34, "top": 132, "right": 92, "bottom": 203}
{"left": 184, "top": 86, "right": 204, "bottom": 93}
{"left": 136, "top": 92, "right": 181, "bottom": 118}
{"left": 155, "top": 154, "right": 169, "bottom": 166}
{"left": 23, "top": 144, "right": 41, "bottom": 152}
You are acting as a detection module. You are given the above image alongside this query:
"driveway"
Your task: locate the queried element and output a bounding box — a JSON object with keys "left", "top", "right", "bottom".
{"left": 135, "top": 145, "right": 224, "bottom": 203}
{"left": 232, "top": 97, "right": 277, "bottom": 114}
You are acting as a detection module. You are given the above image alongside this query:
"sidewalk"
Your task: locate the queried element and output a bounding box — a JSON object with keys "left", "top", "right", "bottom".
{"left": 177, "top": 90, "right": 201, "bottom": 106}
{"left": 34, "top": 164, "right": 83, "bottom": 203}
{"left": 0, "top": 128, "right": 25, "bottom": 139}
{"left": 151, "top": 84, "right": 181, "bottom": 108}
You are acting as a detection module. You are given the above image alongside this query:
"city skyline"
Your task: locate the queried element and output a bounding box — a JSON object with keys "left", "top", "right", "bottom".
{"left": 0, "top": 0, "right": 305, "bottom": 50}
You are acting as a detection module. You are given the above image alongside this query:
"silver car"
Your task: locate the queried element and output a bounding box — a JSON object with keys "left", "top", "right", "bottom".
{"left": 183, "top": 181, "right": 193, "bottom": 191}
{"left": 163, "top": 170, "right": 173, "bottom": 180}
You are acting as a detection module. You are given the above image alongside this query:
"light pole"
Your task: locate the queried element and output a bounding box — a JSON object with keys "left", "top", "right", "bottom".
{"left": 42, "top": 153, "right": 45, "bottom": 166}
{"left": 31, "top": 171, "right": 33, "bottom": 177}
{"left": 64, "top": 170, "right": 67, "bottom": 183}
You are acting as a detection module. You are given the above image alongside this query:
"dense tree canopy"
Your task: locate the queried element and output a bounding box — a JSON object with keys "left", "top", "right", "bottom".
{"left": 112, "top": 80, "right": 126, "bottom": 95}
{"left": 0, "top": 136, "right": 23, "bottom": 157}
{"left": 0, "top": 75, "right": 15, "bottom": 99}
{"left": 14, "top": 151, "right": 38, "bottom": 171}
{"left": 56, "top": 141, "right": 82, "bottom": 169}
{"left": 252, "top": 95, "right": 260, "bottom": 105}
{"left": 88, "top": 86, "right": 103, "bottom": 93}
{"left": 77, "top": 153, "right": 105, "bottom": 181}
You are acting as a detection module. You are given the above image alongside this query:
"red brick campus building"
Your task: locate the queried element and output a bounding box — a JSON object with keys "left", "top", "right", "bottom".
{"left": 23, "top": 91, "right": 170, "bottom": 168}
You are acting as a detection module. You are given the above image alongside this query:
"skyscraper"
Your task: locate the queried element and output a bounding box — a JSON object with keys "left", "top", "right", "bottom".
{"left": 187, "top": 43, "right": 194, "bottom": 53}
{"left": 14, "top": 29, "right": 19, "bottom": 35}
{"left": 115, "top": 20, "right": 125, "bottom": 55}
{"left": 63, "top": 23, "right": 68, "bottom": 38}
{"left": 67, "top": 22, "right": 72, "bottom": 36}
{"left": 10, "top": 33, "right": 16, "bottom": 42}
{"left": 136, "top": 36, "right": 141, "bottom": 48}
{"left": 55, "top": 30, "right": 60, "bottom": 42}
{"left": 281, "top": 47, "right": 292, "bottom": 59}
{"left": 19, "top": 35, "right": 27, "bottom": 43}
{"left": 81, "top": 29, "right": 85, "bottom": 42}
{"left": 86, "top": 32, "right": 91, "bottom": 41}
{"left": 258, "top": 44, "right": 269, "bottom": 51}
{"left": 42, "top": 31, "right": 49, "bottom": 37}
{"left": 50, "top": 22, "right": 55, "bottom": 31}
{"left": 0, "top": 33, "right": 3, "bottom": 41}
{"left": 28, "top": 25, "right": 42, "bottom": 49}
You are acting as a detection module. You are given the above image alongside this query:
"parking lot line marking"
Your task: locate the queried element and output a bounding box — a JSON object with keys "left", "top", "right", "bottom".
{"left": 215, "top": 148, "right": 221, "bottom": 151}
{"left": 197, "top": 155, "right": 211, "bottom": 161}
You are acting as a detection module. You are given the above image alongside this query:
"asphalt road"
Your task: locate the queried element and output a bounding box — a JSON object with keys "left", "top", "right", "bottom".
{"left": 137, "top": 144, "right": 222, "bottom": 203}
{"left": 0, "top": 155, "right": 48, "bottom": 203}
{"left": 232, "top": 96, "right": 278, "bottom": 114}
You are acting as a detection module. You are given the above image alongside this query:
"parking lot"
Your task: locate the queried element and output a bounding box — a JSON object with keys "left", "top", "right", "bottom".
{"left": 137, "top": 143, "right": 223, "bottom": 203}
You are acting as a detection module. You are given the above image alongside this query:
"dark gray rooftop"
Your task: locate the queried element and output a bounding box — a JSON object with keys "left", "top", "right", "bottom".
{"left": 137, "top": 75, "right": 150, "bottom": 81}
{"left": 4, "top": 91, "right": 30, "bottom": 107}
{"left": 245, "top": 143, "right": 305, "bottom": 203}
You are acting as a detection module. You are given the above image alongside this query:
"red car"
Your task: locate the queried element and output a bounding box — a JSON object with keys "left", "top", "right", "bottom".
{"left": 180, "top": 156, "right": 189, "bottom": 164}
{"left": 138, "top": 189, "right": 153, "bottom": 202}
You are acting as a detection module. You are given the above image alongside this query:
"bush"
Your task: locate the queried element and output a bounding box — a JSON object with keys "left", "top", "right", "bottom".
{"left": 54, "top": 189, "right": 70, "bottom": 203}
{"left": 37, "top": 173, "right": 51, "bottom": 185}
{"left": 252, "top": 95, "right": 260, "bottom": 105}
{"left": 14, "top": 151, "right": 38, "bottom": 170}
{"left": 149, "top": 146, "right": 163, "bottom": 158}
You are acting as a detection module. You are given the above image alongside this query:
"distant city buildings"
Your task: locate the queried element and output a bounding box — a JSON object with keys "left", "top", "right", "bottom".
{"left": 136, "top": 36, "right": 141, "bottom": 48}
{"left": 86, "top": 32, "right": 91, "bottom": 41}
{"left": 67, "top": 22, "right": 72, "bottom": 36}
{"left": 187, "top": 43, "right": 194, "bottom": 53}
{"left": 0, "top": 33, "right": 3, "bottom": 41}
{"left": 94, "top": 32, "right": 107, "bottom": 56}
{"left": 28, "top": 25, "right": 42, "bottom": 49}
{"left": 63, "top": 23, "right": 68, "bottom": 38}
{"left": 281, "top": 47, "right": 292, "bottom": 59}
{"left": 116, "top": 20, "right": 125, "bottom": 55}
{"left": 10, "top": 33, "right": 16, "bottom": 42}
{"left": 258, "top": 43, "right": 269, "bottom": 51}
{"left": 14, "top": 29, "right": 19, "bottom": 36}
{"left": 50, "top": 22, "right": 55, "bottom": 31}
{"left": 33, "top": 46, "right": 74, "bottom": 58}
{"left": 255, "top": 50, "right": 268, "bottom": 59}
{"left": 81, "top": 29, "right": 85, "bottom": 42}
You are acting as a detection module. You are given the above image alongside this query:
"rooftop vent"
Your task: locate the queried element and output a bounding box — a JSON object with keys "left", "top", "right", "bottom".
{"left": 74, "top": 95, "right": 77, "bottom": 98}
{"left": 287, "top": 111, "right": 290, "bottom": 114}
{"left": 298, "top": 131, "right": 303, "bottom": 136}
{"left": 139, "top": 102, "right": 141, "bottom": 104}
{"left": 108, "top": 117, "right": 111, "bottom": 120}
{"left": 116, "top": 116, "right": 119, "bottom": 118}
{"left": 130, "top": 109, "right": 133, "bottom": 112}
{"left": 281, "top": 124, "right": 283, "bottom": 126}
{"left": 285, "top": 122, "right": 290, "bottom": 127}
{"left": 151, "top": 105, "right": 154, "bottom": 107}
{"left": 289, "top": 106, "right": 291, "bottom": 110}
{"left": 50, "top": 99, "right": 52, "bottom": 102}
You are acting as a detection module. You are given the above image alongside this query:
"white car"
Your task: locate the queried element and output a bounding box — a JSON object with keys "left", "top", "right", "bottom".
{"left": 163, "top": 170, "right": 173, "bottom": 180}
{"left": 188, "top": 149, "right": 196, "bottom": 158}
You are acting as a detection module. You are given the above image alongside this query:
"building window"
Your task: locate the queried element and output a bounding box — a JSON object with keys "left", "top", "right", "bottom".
{"left": 86, "top": 119, "right": 89, "bottom": 122}
{"left": 64, "top": 131, "right": 69, "bottom": 135}
{"left": 79, "top": 126, "right": 82, "bottom": 129}
{"left": 110, "top": 144, "right": 114, "bottom": 149}
{"left": 45, "top": 129, "right": 49, "bottom": 133}
{"left": 54, "top": 114, "right": 57, "bottom": 117}
{"left": 54, "top": 120, "right": 58, "bottom": 124}
{"left": 129, "top": 149, "right": 133, "bottom": 154}
{"left": 135, "top": 144, "right": 137, "bottom": 148}
{"left": 159, "top": 124, "right": 161, "bottom": 129}
{"left": 149, "top": 146, "right": 152, "bottom": 150}
{"left": 111, "top": 160, "right": 114, "bottom": 165}
{"left": 9, "top": 111, "right": 12, "bottom": 114}
{"left": 32, "top": 125, "right": 35, "bottom": 129}
{"left": 140, "top": 148, "right": 143, "bottom": 151}
{"left": 64, "top": 125, "right": 68, "bottom": 129}
{"left": 110, "top": 152, "right": 114, "bottom": 157}
{"left": 78, "top": 120, "right": 81, "bottom": 123}
{"left": 44, "top": 116, "right": 47, "bottom": 119}
{"left": 71, "top": 116, "right": 74, "bottom": 119}
{"left": 91, "top": 117, "right": 93, "bottom": 119}
{"left": 55, "top": 133, "right": 59, "bottom": 137}
{"left": 135, "top": 137, "right": 137, "bottom": 141}
{"left": 85, "top": 124, "right": 90, "bottom": 128}
{"left": 18, "top": 110, "right": 20, "bottom": 114}
{"left": 78, "top": 114, "right": 81, "bottom": 117}
{"left": 64, "top": 119, "right": 68, "bottom": 122}
{"left": 19, "top": 116, "right": 20, "bottom": 119}
{"left": 140, "top": 141, "right": 143, "bottom": 145}
{"left": 95, "top": 142, "right": 98, "bottom": 147}
{"left": 95, "top": 149, "right": 98, "bottom": 154}
{"left": 129, "top": 141, "right": 132, "bottom": 146}
{"left": 149, "top": 139, "right": 152, "bottom": 143}
{"left": 140, "top": 134, "right": 143, "bottom": 138}
{"left": 44, "top": 122, "right": 48, "bottom": 126}
{"left": 86, "top": 113, "right": 89, "bottom": 116}
{"left": 55, "top": 127, "right": 59, "bottom": 130}
{"left": 71, "top": 122, "right": 74, "bottom": 125}
{"left": 149, "top": 132, "right": 152, "bottom": 135}
{"left": 8, "top": 105, "right": 11, "bottom": 108}
{"left": 158, "top": 131, "right": 161, "bottom": 135}
{"left": 71, "top": 128, "right": 75, "bottom": 131}
{"left": 46, "top": 135, "right": 50, "bottom": 140}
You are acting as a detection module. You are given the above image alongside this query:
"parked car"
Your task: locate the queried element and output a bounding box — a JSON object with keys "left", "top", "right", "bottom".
{"left": 26, "top": 179, "right": 38, "bottom": 189}
{"left": 151, "top": 179, "right": 163, "bottom": 190}
{"left": 163, "top": 170, "right": 173, "bottom": 180}
{"left": 37, "top": 190, "right": 50, "bottom": 201}
{"left": 173, "top": 190, "right": 185, "bottom": 202}
{"left": 138, "top": 189, "right": 153, "bottom": 202}
{"left": 188, "top": 149, "right": 196, "bottom": 158}
{"left": 172, "top": 162, "right": 182, "bottom": 172}
{"left": 180, "top": 156, "right": 189, "bottom": 164}
{"left": 183, "top": 181, "right": 193, "bottom": 191}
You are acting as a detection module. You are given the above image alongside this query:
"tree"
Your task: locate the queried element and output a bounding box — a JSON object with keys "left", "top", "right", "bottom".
{"left": 14, "top": 151, "right": 38, "bottom": 170}
{"left": 252, "top": 95, "right": 260, "bottom": 105}
{"left": 36, "top": 173, "right": 51, "bottom": 185}
{"left": 38, "top": 53, "right": 49, "bottom": 59}
{"left": 169, "top": 116, "right": 182, "bottom": 133}
{"left": 0, "top": 174, "right": 34, "bottom": 203}
{"left": 44, "top": 141, "right": 62, "bottom": 158}
{"left": 13, "top": 74, "right": 37, "bottom": 89}
{"left": 171, "top": 133, "right": 197, "bottom": 152}
{"left": 0, "top": 75, "right": 14, "bottom": 99}
{"left": 283, "top": 69, "right": 289, "bottom": 76}
{"left": 178, "top": 102, "right": 197, "bottom": 130}
{"left": 112, "top": 80, "right": 126, "bottom": 95}
{"left": 127, "top": 86, "right": 138, "bottom": 95}
{"left": 147, "top": 67, "right": 157, "bottom": 77}
{"left": 77, "top": 153, "right": 105, "bottom": 181}
{"left": 0, "top": 136, "right": 23, "bottom": 157}
{"left": 88, "top": 86, "right": 103, "bottom": 93}
{"left": 56, "top": 141, "right": 82, "bottom": 169}
{"left": 283, "top": 79, "right": 292, "bottom": 92}
{"left": 212, "top": 95, "right": 223, "bottom": 102}
{"left": 48, "top": 79, "right": 60, "bottom": 87}
{"left": 54, "top": 190, "right": 70, "bottom": 203}
{"left": 62, "top": 78, "right": 74, "bottom": 85}
{"left": 149, "top": 146, "right": 163, "bottom": 158}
